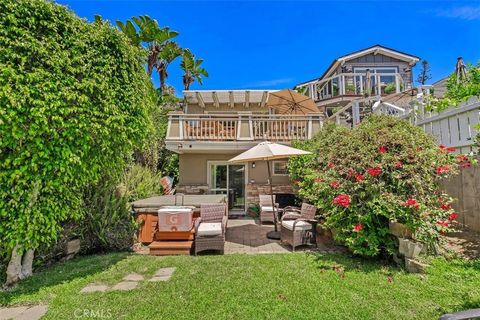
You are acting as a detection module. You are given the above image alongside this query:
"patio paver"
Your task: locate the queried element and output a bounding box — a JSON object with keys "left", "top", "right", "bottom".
{"left": 225, "top": 218, "right": 345, "bottom": 254}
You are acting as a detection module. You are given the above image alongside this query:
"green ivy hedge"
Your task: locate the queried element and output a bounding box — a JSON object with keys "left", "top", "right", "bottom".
{"left": 289, "top": 115, "right": 465, "bottom": 257}
{"left": 0, "top": 0, "right": 156, "bottom": 254}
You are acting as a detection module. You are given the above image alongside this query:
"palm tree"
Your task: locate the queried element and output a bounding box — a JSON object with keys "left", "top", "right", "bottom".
{"left": 117, "top": 16, "right": 179, "bottom": 85}
{"left": 180, "top": 49, "right": 209, "bottom": 91}
{"left": 157, "top": 42, "right": 182, "bottom": 91}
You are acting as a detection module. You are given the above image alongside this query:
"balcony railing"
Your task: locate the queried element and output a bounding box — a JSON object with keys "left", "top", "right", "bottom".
{"left": 166, "top": 113, "right": 324, "bottom": 142}
{"left": 301, "top": 72, "right": 407, "bottom": 103}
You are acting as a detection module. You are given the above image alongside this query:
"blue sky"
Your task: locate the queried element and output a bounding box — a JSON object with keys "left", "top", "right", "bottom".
{"left": 57, "top": 0, "right": 480, "bottom": 94}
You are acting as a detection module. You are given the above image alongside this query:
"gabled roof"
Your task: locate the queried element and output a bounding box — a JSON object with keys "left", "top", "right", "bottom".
{"left": 296, "top": 45, "right": 420, "bottom": 87}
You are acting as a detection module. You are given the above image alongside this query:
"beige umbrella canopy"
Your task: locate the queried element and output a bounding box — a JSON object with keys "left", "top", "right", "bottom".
{"left": 229, "top": 141, "right": 312, "bottom": 239}
{"left": 266, "top": 89, "right": 319, "bottom": 115}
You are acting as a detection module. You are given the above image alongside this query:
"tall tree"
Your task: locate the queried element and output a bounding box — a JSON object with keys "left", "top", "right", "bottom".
{"left": 180, "top": 49, "right": 209, "bottom": 91}
{"left": 417, "top": 59, "right": 432, "bottom": 85}
{"left": 117, "top": 16, "right": 180, "bottom": 91}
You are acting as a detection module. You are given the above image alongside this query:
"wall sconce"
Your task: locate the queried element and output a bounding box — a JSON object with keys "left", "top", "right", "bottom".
{"left": 252, "top": 161, "right": 256, "bottom": 168}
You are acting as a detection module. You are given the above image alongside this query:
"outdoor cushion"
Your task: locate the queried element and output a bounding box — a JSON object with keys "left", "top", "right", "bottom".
{"left": 261, "top": 206, "right": 276, "bottom": 212}
{"left": 281, "top": 220, "right": 312, "bottom": 231}
{"left": 197, "top": 222, "right": 222, "bottom": 237}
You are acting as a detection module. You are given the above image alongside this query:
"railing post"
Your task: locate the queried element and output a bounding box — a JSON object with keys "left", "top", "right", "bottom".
{"left": 395, "top": 74, "right": 401, "bottom": 93}
{"left": 166, "top": 112, "right": 183, "bottom": 140}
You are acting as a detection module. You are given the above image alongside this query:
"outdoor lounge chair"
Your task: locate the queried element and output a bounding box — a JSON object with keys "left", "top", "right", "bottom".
{"left": 194, "top": 203, "right": 227, "bottom": 255}
{"left": 259, "top": 194, "right": 279, "bottom": 224}
{"left": 280, "top": 203, "right": 317, "bottom": 251}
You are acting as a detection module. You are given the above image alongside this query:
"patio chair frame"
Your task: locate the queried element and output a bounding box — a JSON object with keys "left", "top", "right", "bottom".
{"left": 280, "top": 203, "right": 317, "bottom": 251}
{"left": 194, "top": 203, "right": 227, "bottom": 255}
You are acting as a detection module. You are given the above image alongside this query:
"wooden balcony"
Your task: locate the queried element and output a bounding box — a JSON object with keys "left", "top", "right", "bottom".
{"left": 166, "top": 113, "right": 324, "bottom": 146}
{"left": 301, "top": 72, "right": 408, "bottom": 107}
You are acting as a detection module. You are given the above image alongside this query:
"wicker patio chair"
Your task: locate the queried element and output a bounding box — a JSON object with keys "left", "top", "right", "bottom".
{"left": 194, "top": 203, "right": 227, "bottom": 255}
{"left": 280, "top": 203, "right": 317, "bottom": 251}
{"left": 259, "top": 194, "right": 279, "bottom": 224}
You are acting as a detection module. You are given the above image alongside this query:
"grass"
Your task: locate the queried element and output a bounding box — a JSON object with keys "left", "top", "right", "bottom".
{"left": 1, "top": 252, "right": 479, "bottom": 319}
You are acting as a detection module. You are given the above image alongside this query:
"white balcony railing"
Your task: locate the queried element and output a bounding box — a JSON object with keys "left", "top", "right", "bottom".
{"left": 166, "top": 113, "right": 324, "bottom": 142}
{"left": 300, "top": 72, "right": 407, "bottom": 102}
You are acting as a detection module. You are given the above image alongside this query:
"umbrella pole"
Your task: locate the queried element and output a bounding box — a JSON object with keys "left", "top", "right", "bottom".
{"left": 266, "top": 160, "right": 281, "bottom": 240}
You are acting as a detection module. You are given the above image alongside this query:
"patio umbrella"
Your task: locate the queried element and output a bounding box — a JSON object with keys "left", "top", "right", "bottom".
{"left": 266, "top": 89, "right": 319, "bottom": 115}
{"left": 229, "top": 141, "right": 312, "bottom": 239}
{"left": 455, "top": 57, "right": 468, "bottom": 84}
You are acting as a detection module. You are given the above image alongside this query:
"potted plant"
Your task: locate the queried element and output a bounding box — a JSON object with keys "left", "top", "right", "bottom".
{"left": 246, "top": 203, "right": 260, "bottom": 218}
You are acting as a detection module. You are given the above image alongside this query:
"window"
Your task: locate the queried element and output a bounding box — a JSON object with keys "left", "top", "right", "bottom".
{"left": 273, "top": 161, "right": 288, "bottom": 175}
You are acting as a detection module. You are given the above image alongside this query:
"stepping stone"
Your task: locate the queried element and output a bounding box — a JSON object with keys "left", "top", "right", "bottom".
{"left": 111, "top": 281, "right": 138, "bottom": 291}
{"left": 154, "top": 267, "right": 176, "bottom": 277}
{"left": 0, "top": 306, "right": 29, "bottom": 320}
{"left": 149, "top": 267, "right": 176, "bottom": 282}
{"left": 0, "top": 305, "right": 48, "bottom": 320}
{"left": 16, "top": 305, "right": 48, "bottom": 320}
{"left": 123, "top": 273, "right": 144, "bottom": 281}
{"left": 80, "top": 284, "right": 109, "bottom": 293}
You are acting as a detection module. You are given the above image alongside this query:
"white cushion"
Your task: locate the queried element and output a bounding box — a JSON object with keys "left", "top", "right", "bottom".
{"left": 281, "top": 220, "right": 312, "bottom": 231}
{"left": 261, "top": 206, "right": 276, "bottom": 212}
{"left": 197, "top": 222, "right": 222, "bottom": 236}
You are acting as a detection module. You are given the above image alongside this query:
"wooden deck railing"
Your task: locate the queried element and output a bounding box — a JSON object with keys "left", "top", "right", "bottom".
{"left": 166, "top": 113, "right": 323, "bottom": 142}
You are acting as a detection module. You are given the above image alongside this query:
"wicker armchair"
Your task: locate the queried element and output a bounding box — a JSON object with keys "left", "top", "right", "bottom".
{"left": 194, "top": 203, "right": 227, "bottom": 255}
{"left": 259, "top": 195, "right": 279, "bottom": 224}
{"left": 280, "top": 203, "right": 317, "bottom": 251}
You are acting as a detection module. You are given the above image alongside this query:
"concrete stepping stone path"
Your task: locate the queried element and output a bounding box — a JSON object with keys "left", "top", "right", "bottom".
{"left": 149, "top": 267, "right": 176, "bottom": 282}
{"left": 122, "top": 272, "right": 144, "bottom": 281}
{"left": 111, "top": 281, "right": 138, "bottom": 291}
{"left": 0, "top": 305, "right": 48, "bottom": 320}
{"left": 80, "top": 284, "right": 109, "bottom": 293}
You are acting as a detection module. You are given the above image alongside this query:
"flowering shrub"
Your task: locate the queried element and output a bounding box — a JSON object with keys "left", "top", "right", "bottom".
{"left": 289, "top": 115, "right": 472, "bottom": 256}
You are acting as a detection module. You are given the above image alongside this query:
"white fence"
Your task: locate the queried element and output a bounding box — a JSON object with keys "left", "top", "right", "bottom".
{"left": 399, "top": 97, "right": 480, "bottom": 154}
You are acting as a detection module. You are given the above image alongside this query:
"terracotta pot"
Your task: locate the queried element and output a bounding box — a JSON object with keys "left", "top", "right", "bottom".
{"left": 389, "top": 221, "right": 413, "bottom": 239}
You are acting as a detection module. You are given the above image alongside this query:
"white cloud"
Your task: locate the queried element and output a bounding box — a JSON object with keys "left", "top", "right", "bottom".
{"left": 241, "top": 78, "right": 293, "bottom": 88}
{"left": 436, "top": 6, "right": 480, "bottom": 21}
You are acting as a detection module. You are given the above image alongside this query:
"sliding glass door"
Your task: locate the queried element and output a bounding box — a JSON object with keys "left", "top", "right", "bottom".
{"left": 209, "top": 162, "right": 246, "bottom": 210}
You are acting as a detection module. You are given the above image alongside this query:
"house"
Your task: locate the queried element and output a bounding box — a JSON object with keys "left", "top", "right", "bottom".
{"left": 295, "top": 45, "right": 420, "bottom": 116}
{"left": 164, "top": 90, "right": 323, "bottom": 212}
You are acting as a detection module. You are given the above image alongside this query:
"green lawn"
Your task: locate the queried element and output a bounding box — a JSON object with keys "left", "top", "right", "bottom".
{"left": 1, "top": 252, "right": 479, "bottom": 319}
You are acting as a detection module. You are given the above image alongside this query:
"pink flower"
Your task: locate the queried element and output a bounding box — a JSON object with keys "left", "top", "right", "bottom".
{"left": 353, "top": 224, "right": 363, "bottom": 232}
{"left": 440, "top": 203, "right": 452, "bottom": 211}
{"left": 347, "top": 168, "right": 355, "bottom": 177}
{"left": 378, "top": 146, "right": 387, "bottom": 153}
{"left": 449, "top": 213, "right": 458, "bottom": 220}
{"left": 447, "top": 147, "right": 456, "bottom": 153}
{"left": 333, "top": 194, "right": 351, "bottom": 208}
{"left": 436, "top": 165, "right": 450, "bottom": 175}
{"left": 437, "top": 220, "right": 449, "bottom": 227}
{"left": 327, "top": 162, "right": 335, "bottom": 169}
{"left": 330, "top": 181, "right": 340, "bottom": 189}
{"left": 314, "top": 177, "right": 323, "bottom": 183}
{"left": 395, "top": 161, "right": 403, "bottom": 169}
{"left": 355, "top": 174, "right": 364, "bottom": 182}
{"left": 402, "top": 198, "right": 420, "bottom": 210}
{"left": 439, "top": 145, "right": 446, "bottom": 149}
{"left": 367, "top": 167, "right": 382, "bottom": 177}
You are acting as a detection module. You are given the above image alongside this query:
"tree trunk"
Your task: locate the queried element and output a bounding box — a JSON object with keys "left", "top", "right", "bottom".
{"left": 5, "top": 245, "right": 23, "bottom": 286}
{"left": 4, "top": 245, "right": 35, "bottom": 287}
{"left": 20, "top": 249, "right": 34, "bottom": 279}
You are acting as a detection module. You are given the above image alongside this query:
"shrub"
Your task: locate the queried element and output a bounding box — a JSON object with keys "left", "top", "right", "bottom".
{"left": 289, "top": 115, "right": 465, "bottom": 257}
{"left": 0, "top": 0, "right": 155, "bottom": 261}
